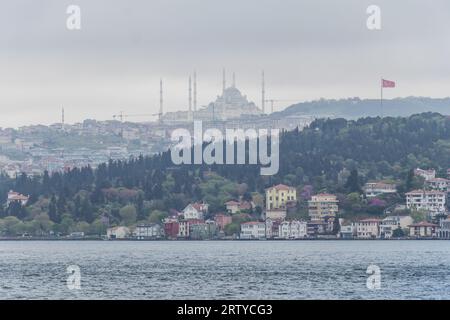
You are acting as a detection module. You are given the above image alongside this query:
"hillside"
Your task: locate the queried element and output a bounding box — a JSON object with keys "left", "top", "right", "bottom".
{"left": 270, "top": 97, "right": 450, "bottom": 119}
{"left": 1, "top": 112, "right": 450, "bottom": 235}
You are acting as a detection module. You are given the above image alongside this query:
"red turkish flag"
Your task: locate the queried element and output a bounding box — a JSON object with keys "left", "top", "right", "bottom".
{"left": 382, "top": 79, "right": 396, "bottom": 88}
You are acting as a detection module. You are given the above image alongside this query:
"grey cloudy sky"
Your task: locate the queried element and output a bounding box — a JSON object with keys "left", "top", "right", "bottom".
{"left": 1, "top": 0, "right": 450, "bottom": 127}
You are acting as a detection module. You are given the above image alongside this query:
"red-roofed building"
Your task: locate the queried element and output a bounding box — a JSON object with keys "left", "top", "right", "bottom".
{"left": 225, "top": 200, "right": 253, "bottom": 214}
{"left": 408, "top": 221, "right": 439, "bottom": 238}
{"left": 6, "top": 190, "right": 29, "bottom": 206}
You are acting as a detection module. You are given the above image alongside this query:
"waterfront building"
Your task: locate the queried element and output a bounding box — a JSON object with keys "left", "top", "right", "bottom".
{"left": 308, "top": 193, "right": 339, "bottom": 232}
{"left": 178, "top": 219, "right": 204, "bottom": 239}
{"left": 106, "top": 226, "right": 130, "bottom": 239}
{"left": 307, "top": 221, "right": 328, "bottom": 237}
{"left": 134, "top": 224, "right": 164, "bottom": 240}
{"left": 339, "top": 225, "right": 355, "bottom": 239}
{"left": 379, "top": 215, "right": 413, "bottom": 238}
{"left": 164, "top": 220, "right": 179, "bottom": 239}
{"left": 189, "top": 220, "right": 217, "bottom": 240}
{"left": 278, "top": 220, "right": 308, "bottom": 239}
{"left": 240, "top": 221, "right": 267, "bottom": 240}
{"left": 353, "top": 219, "right": 381, "bottom": 239}
{"left": 408, "top": 221, "right": 439, "bottom": 238}
{"left": 438, "top": 218, "right": 450, "bottom": 239}
{"left": 178, "top": 220, "right": 190, "bottom": 238}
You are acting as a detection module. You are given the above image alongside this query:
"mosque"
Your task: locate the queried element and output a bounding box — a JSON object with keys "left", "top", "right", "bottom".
{"left": 162, "top": 70, "right": 265, "bottom": 124}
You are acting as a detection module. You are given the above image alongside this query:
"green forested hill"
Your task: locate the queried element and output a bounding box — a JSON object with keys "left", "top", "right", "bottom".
{"left": 1, "top": 112, "right": 449, "bottom": 235}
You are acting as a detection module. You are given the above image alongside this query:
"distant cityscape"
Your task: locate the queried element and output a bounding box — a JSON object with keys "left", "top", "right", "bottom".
{"left": 0, "top": 72, "right": 314, "bottom": 178}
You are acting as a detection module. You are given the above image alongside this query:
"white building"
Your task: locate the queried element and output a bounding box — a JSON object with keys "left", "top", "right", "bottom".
{"left": 414, "top": 168, "right": 436, "bottom": 181}
{"left": 379, "top": 215, "right": 413, "bottom": 238}
{"left": 278, "top": 220, "right": 308, "bottom": 239}
{"left": 182, "top": 203, "right": 208, "bottom": 220}
{"left": 6, "top": 190, "right": 29, "bottom": 206}
{"left": 240, "top": 221, "right": 267, "bottom": 239}
{"left": 425, "top": 178, "right": 450, "bottom": 192}
{"left": 406, "top": 190, "right": 447, "bottom": 217}
{"left": 107, "top": 226, "right": 130, "bottom": 239}
{"left": 438, "top": 218, "right": 450, "bottom": 239}
{"left": 134, "top": 224, "right": 164, "bottom": 239}
{"left": 339, "top": 225, "right": 355, "bottom": 239}
{"left": 353, "top": 219, "right": 381, "bottom": 239}
{"left": 178, "top": 220, "right": 190, "bottom": 238}
{"left": 363, "top": 182, "right": 397, "bottom": 198}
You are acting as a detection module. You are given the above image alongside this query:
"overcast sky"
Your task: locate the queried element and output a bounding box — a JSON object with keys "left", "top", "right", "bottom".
{"left": 1, "top": 0, "right": 449, "bottom": 128}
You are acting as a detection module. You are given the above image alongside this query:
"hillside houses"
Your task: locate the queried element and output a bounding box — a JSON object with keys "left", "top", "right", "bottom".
{"left": 181, "top": 202, "right": 209, "bottom": 220}
{"left": 363, "top": 182, "right": 396, "bottom": 198}
{"left": 265, "top": 184, "right": 297, "bottom": 220}
{"left": 6, "top": 190, "right": 29, "bottom": 206}
{"left": 406, "top": 190, "right": 446, "bottom": 217}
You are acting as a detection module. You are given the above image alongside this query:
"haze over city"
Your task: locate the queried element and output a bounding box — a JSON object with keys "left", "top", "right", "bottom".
{"left": 1, "top": 0, "right": 450, "bottom": 128}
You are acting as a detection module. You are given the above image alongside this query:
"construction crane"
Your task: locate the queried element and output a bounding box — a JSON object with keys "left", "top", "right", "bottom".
{"left": 112, "top": 111, "right": 162, "bottom": 122}
{"left": 265, "top": 99, "right": 301, "bottom": 114}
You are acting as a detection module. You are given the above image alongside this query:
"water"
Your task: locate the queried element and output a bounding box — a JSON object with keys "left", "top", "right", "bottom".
{"left": 1, "top": 240, "right": 450, "bottom": 300}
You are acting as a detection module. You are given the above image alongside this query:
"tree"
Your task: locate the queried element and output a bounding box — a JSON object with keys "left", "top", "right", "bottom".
{"left": 345, "top": 169, "right": 362, "bottom": 194}
{"left": 89, "top": 218, "right": 107, "bottom": 236}
{"left": 224, "top": 223, "right": 240, "bottom": 236}
{"left": 0, "top": 216, "right": 22, "bottom": 236}
{"left": 48, "top": 195, "right": 59, "bottom": 223}
{"left": 31, "top": 213, "right": 54, "bottom": 236}
{"left": 392, "top": 228, "right": 405, "bottom": 238}
{"left": 148, "top": 210, "right": 167, "bottom": 223}
{"left": 332, "top": 217, "right": 340, "bottom": 235}
{"left": 119, "top": 205, "right": 137, "bottom": 226}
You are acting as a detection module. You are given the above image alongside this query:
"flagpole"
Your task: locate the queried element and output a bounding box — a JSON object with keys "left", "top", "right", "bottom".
{"left": 380, "top": 78, "right": 383, "bottom": 117}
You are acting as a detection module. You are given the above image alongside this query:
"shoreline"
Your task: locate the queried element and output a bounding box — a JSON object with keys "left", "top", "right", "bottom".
{"left": 0, "top": 237, "right": 447, "bottom": 241}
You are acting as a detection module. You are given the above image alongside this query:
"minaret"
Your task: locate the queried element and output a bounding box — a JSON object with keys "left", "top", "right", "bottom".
{"left": 261, "top": 70, "right": 266, "bottom": 114}
{"left": 159, "top": 78, "right": 163, "bottom": 123}
{"left": 222, "top": 68, "right": 226, "bottom": 93}
{"left": 232, "top": 72, "right": 236, "bottom": 88}
{"left": 188, "top": 75, "right": 193, "bottom": 121}
{"left": 193, "top": 71, "right": 197, "bottom": 112}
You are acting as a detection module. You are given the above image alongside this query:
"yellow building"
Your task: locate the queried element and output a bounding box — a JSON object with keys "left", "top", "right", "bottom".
{"left": 265, "top": 184, "right": 297, "bottom": 210}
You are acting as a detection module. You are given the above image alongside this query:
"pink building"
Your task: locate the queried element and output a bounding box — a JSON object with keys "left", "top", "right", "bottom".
{"left": 214, "top": 214, "right": 232, "bottom": 230}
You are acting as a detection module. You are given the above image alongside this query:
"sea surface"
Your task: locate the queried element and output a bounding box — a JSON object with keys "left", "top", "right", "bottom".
{"left": 0, "top": 240, "right": 449, "bottom": 300}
